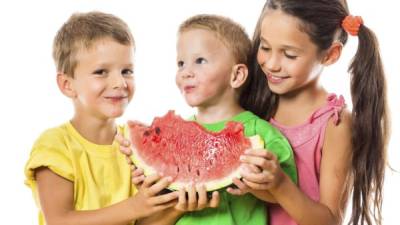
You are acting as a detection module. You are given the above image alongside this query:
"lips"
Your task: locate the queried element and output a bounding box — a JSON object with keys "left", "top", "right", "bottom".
{"left": 266, "top": 73, "right": 289, "bottom": 84}
{"left": 104, "top": 94, "right": 128, "bottom": 103}
{"left": 183, "top": 85, "right": 195, "bottom": 93}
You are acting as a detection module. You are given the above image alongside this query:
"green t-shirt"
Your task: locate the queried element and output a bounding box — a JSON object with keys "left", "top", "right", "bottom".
{"left": 176, "top": 111, "right": 297, "bottom": 225}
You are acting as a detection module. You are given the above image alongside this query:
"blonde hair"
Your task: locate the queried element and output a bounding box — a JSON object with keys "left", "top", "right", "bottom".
{"left": 53, "top": 11, "right": 134, "bottom": 77}
{"left": 179, "top": 14, "right": 251, "bottom": 65}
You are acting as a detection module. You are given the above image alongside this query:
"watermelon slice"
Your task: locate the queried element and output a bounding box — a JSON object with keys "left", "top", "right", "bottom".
{"left": 127, "top": 111, "right": 263, "bottom": 191}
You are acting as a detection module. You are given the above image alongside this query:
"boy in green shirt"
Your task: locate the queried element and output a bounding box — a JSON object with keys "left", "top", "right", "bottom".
{"left": 120, "top": 14, "right": 297, "bottom": 225}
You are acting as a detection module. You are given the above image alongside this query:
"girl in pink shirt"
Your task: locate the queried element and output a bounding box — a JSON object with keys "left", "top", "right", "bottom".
{"left": 233, "top": 1, "right": 389, "bottom": 225}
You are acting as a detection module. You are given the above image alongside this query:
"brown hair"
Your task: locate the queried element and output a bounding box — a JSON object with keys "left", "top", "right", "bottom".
{"left": 240, "top": 1, "right": 389, "bottom": 225}
{"left": 53, "top": 11, "right": 134, "bottom": 77}
{"left": 178, "top": 14, "right": 251, "bottom": 65}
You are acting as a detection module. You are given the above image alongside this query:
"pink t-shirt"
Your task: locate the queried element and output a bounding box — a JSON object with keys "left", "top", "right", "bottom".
{"left": 268, "top": 94, "right": 345, "bottom": 225}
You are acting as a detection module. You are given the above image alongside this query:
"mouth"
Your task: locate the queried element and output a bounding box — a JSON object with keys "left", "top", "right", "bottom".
{"left": 266, "top": 73, "right": 289, "bottom": 84}
{"left": 183, "top": 85, "right": 195, "bottom": 93}
{"left": 104, "top": 95, "right": 128, "bottom": 102}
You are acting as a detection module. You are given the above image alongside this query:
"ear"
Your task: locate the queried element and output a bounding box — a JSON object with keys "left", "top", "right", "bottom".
{"left": 230, "top": 64, "right": 248, "bottom": 89}
{"left": 322, "top": 41, "right": 343, "bottom": 66}
{"left": 56, "top": 73, "right": 76, "bottom": 98}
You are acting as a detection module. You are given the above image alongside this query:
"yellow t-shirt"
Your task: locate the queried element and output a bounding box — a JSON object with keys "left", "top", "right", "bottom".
{"left": 24, "top": 122, "right": 136, "bottom": 225}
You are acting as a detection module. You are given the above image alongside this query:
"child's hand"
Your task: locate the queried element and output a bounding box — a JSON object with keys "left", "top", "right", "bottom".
{"left": 115, "top": 132, "right": 145, "bottom": 186}
{"left": 226, "top": 163, "right": 261, "bottom": 195}
{"left": 131, "top": 174, "right": 179, "bottom": 219}
{"left": 115, "top": 132, "right": 133, "bottom": 159}
{"left": 175, "top": 184, "right": 220, "bottom": 212}
{"left": 239, "top": 148, "right": 285, "bottom": 190}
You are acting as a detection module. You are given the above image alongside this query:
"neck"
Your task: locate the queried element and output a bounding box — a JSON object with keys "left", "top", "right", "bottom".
{"left": 70, "top": 112, "right": 117, "bottom": 145}
{"left": 275, "top": 82, "right": 328, "bottom": 126}
{"left": 196, "top": 102, "right": 244, "bottom": 124}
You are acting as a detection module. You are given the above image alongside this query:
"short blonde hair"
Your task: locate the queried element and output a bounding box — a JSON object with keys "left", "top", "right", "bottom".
{"left": 179, "top": 14, "right": 251, "bottom": 65}
{"left": 53, "top": 11, "right": 134, "bottom": 77}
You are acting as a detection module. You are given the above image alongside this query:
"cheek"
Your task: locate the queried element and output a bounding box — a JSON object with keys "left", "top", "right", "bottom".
{"left": 175, "top": 72, "right": 182, "bottom": 88}
{"left": 257, "top": 50, "right": 266, "bottom": 66}
{"left": 128, "top": 81, "right": 135, "bottom": 98}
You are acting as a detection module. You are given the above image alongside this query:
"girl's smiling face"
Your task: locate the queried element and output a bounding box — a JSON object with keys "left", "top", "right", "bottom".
{"left": 257, "top": 9, "right": 326, "bottom": 95}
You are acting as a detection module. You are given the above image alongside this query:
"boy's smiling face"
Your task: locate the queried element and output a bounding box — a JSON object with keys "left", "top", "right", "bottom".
{"left": 176, "top": 29, "right": 237, "bottom": 108}
{"left": 66, "top": 38, "right": 135, "bottom": 120}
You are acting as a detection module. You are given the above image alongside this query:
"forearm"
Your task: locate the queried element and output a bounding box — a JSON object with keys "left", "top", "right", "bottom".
{"left": 270, "top": 175, "right": 340, "bottom": 225}
{"left": 136, "top": 208, "right": 184, "bottom": 225}
{"left": 44, "top": 198, "right": 137, "bottom": 225}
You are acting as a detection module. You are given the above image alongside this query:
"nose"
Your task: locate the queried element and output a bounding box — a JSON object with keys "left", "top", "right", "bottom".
{"left": 178, "top": 65, "right": 195, "bottom": 79}
{"left": 111, "top": 72, "right": 128, "bottom": 89}
{"left": 262, "top": 53, "right": 281, "bottom": 72}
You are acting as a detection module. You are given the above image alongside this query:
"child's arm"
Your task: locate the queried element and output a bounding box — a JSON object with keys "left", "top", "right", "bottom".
{"left": 36, "top": 167, "right": 178, "bottom": 225}
{"left": 241, "top": 114, "right": 352, "bottom": 225}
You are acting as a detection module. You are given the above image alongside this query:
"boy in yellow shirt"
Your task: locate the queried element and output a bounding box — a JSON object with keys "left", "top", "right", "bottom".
{"left": 24, "top": 11, "right": 178, "bottom": 225}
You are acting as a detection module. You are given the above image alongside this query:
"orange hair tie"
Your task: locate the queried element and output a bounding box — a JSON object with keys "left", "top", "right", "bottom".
{"left": 342, "top": 15, "right": 363, "bottom": 36}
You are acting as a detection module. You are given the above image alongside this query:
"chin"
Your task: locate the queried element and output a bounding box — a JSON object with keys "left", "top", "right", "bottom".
{"left": 107, "top": 109, "right": 125, "bottom": 118}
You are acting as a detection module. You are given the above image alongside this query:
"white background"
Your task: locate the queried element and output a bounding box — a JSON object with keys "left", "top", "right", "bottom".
{"left": 0, "top": 0, "right": 398, "bottom": 224}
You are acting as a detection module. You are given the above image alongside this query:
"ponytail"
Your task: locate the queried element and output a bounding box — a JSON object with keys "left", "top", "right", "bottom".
{"left": 348, "top": 24, "right": 389, "bottom": 225}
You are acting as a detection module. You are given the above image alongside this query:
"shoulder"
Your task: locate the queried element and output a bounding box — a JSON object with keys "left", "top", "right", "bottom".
{"left": 25, "top": 123, "right": 75, "bottom": 185}
{"left": 323, "top": 108, "right": 352, "bottom": 159}
{"left": 32, "top": 123, "right": 70, "bottom": 150}
{"left": 326, "top": 108, "right": 352, "bottom": 143}
{"left": 30, "top": 123, "right": 73, "bottom": 155}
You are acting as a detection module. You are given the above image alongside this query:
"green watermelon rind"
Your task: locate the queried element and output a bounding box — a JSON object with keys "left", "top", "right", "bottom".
{"left": 125, "top": 127, "right": 264, "bottom": 191}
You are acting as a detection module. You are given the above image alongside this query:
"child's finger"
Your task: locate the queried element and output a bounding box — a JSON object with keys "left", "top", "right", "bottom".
{"left": 132, "top": 167, "right": 144, "bottom": 176}
{"left": 186, "top": 184, "right": 197, "bottom": 211}
{"left": 126, "top": 156, "right": 133, "bottom": 165}
{"left": 196, "top": 185, "right": 207, "bottom": 209}
{"left": 231, "top": 177, "right": 250, "bottom": 194}
{"left": 175, "top": 188, "right": 187, "bottom": 211}
{"left": 142, "top": 174, "right": 162, "bottom": 189}
{"left": 151, "top": 191, "right": 179, "bottom": 205}
{"left": 115, "top": 133, "right": 131, "bottom": 147}
{"left": 245, "top": 149, "right": 276, "bottom": 160}
{"left": 120, "top": 145, "right": 132, "bottom": 155}
{"left": 132, "top": 175, "right": 145, "bottom": 185}
{"left": 241, "top": 170, "right": 271, "bottom": 183}
{"left": 147, "top": 177, "right": 173, "bottom": 196}
{"left": 240, "top": 155, "right": 270, "bottom": 169}
{"left": 226, "top": 187, "right": 245, "bottom": 195}
{"left": 208, "top": 191, "right": 220, "bottom": 208}
{"left": 242, "top": 178, "right": 270, "bottom": 190}
{"left": 115, "top": 133, "right": 124, "bottom": 143}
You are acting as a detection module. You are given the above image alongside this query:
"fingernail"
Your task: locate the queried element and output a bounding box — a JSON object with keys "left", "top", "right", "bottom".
{"left": 240, "top": 156, "right": 245, "bottom": 160}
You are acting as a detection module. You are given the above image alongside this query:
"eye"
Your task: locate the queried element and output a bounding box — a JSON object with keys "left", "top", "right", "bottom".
{"left": 195, "top": 57, "right": 207, "bottom": 64}
{"left": 93, "top": 69, "right": 108, "bottom": 76}
{"left": 284, "top": 52, "right": 298, "bottom": 60}
{"left": 177, "top": 60, "right": 184, "bottom": 68}
{"left": 122, "top": 68, "right": 134, "bottom": 77}
{"left": 259, "top": 45, "right": 270, "bottom": 52}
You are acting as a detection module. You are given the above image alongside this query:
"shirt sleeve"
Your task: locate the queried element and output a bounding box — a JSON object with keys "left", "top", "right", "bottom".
{"left": 24, "top": 129, "right": 74, "bottom": 188}
{"left": 255, "top": 119, "right": 298, "bottom": 184}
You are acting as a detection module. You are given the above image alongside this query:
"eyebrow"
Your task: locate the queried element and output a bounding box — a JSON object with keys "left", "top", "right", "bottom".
{"left": 260, "top": 36, "right": 304, "bottom": 53}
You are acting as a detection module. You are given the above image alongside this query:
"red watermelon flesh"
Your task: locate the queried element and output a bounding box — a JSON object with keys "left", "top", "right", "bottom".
{"left": 127, "top": 111, "right": 262, "bottom": 191}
